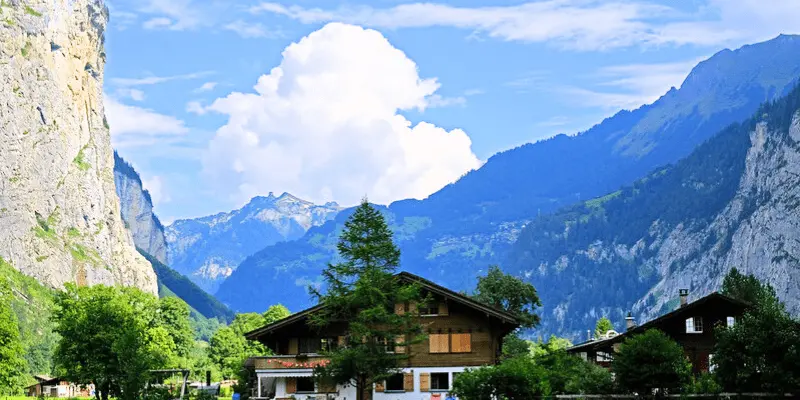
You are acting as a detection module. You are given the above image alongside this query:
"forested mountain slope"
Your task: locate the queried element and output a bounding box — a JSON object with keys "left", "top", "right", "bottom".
{"left": 507, "top": 83, "right": 800, "bottom": 338}
{"left": 217, "top": 35, "right": 800, "bottom": 314}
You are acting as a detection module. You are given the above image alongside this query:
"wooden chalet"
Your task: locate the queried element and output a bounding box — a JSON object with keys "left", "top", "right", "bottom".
{"left": 25, "top": 376, "right": 93, "bottom": 398}
{"left": 566, "top": 290, "right": 749, "bottom": 374}
{"left": 243, "top": 271, "right": 521, "bottom": 400}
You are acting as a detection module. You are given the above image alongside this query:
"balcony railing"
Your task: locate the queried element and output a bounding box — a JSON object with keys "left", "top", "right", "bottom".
{"left": 251, "top": 354, "right": 331, "bottom": 370}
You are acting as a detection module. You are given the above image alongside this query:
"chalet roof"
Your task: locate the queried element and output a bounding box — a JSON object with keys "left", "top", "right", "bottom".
{"left": 245, "top": 271, "right": 520, "bottom": 340}
{"left": 567, "top": 292, "right": 750, "bottom": 353}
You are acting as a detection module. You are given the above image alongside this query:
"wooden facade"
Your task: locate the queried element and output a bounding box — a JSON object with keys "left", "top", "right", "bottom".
{"left": 567, "top": 291, "right": 749, "bottom": 374}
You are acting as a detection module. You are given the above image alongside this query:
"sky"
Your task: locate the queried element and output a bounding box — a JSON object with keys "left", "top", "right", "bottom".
{"left": 102, "top": 0, "right": 800, "bottom": 224}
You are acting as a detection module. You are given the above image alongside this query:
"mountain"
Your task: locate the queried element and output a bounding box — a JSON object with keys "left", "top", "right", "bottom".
{"left": 0, "top": 0, "right": 156, "bottom": 294}
{"left": 216, "top": 35, "right": 800, "bottom": 315}
{"left": 166, "top": 193, "right": 341, "bottom": 293}
{"left": 114, "top": 152, "right": 168, "bottom": 264}
{"left": 507, "top": 81, "right": 800, "bottom": 339}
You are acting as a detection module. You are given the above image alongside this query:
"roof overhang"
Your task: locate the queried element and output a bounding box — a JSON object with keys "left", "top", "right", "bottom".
{"left": 254, "top": 369, "right": 313, "bottom": 377}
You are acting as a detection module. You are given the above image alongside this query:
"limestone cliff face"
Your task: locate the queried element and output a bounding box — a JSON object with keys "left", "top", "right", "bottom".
{"left": 114, "top": 152, "right": 168, "bottom": 264}
{"left": 0, "top": 0, "right": 157, "bottom": 294}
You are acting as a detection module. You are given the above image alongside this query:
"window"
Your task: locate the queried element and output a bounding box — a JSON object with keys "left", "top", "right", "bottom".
{"left": 296, "top": 377, "right": 315, "bottom": 393}
{"left": 685, "top": 317, "right": 703, "bottom": 333}
{"left": 320, "top": 337, "right": 338, "bottom": 352}
{"left": 726, "top": 316, "right": 735, "bottom": 327}
{"left": 430, "top": 373, "right": 449, "bottom": 391}
{"left": 709, "top": 353, "right": 717, "bottom": 372}
{"left": 379, "top": 337, "right": 396, "bottom": 353}
{"left": 418, "top": 302, "right": 439, "bottom": 315}
{"left": 386, "top": 374, "right": 404, "bottom": 392}
{"left": 299, "top": 338, "right": 320, "bottom": 354}
{"left": 429, "top": 334, "right": 449, "bottom": 353}
{"left": 450, "top": 333, "right": 471, "bottom": 353}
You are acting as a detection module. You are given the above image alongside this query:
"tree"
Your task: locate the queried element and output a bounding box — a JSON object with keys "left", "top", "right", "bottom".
{"left": 594, "top": 317, "right": 614, "bottom": 338}
{"left": 500, "top": 334, "right": 532, "bottom": 360}
{"left": 715, "top": 269, "right": 800, "bottom": 393}
{"left": 530, "top": 335, "right": 572, "bottom": 358}
{"left": 53, "top": 284, "right": 178, "bottom": 400}
{"left": 612, "top": 329, "right": 690, "bottom": 395}
{"left": 0, "top": 278, "right": 26, "bottom": 394}
{"left": 158, "top": 297, "right": 195, "bottom": 363}
{"left": 208, "top": 305, "right": 290, "bottom": 379}
{"left": 309, "top": 199, "right": 424, "bottom": 400}
{"left": 453, "top": 355, "right": 549, "bottom": 400}
{"left": 473, "top": 265, "right": 541, "bottom": 328}
{"left": 534, "top": 349, "right": 613, "bottom": 395}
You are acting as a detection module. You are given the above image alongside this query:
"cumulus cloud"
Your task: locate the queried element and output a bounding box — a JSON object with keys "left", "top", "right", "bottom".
{"left": 203, "top": 22, "right": 481, "bottom": 206}
{"left": 194, "top": 82, "right": 218, "bottom": 93}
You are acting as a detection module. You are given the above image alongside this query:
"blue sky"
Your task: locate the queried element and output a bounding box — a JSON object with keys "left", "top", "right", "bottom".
{"left": 102, "top": 0, "right": 800, "bottom": 223}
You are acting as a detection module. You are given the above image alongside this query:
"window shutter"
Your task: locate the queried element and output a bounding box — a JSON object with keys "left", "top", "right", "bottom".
{"left": 404, "top": 373, "right": 414, "bottom": 392}
{"left": 438, "top": 301, "right": 449, "bottom": 316}
{"left": 375, "top": 381, "right": 385, "bottom": 392}
{"left": 286, "top": 378, "right": 297, "bottom": 394}
{"left": 395, "top": 303, "right": 406, "bottom": 315}
{"left": 429, "top": 333, "right": 449, "bottom": 353}
{"left": 419, "top": 373, "right": 430, "bottom": 392}
{"left": 337, "top": 336, "right": 346, "bottom": 347}
{"left": 288, "top": 338, "right": 299, "bottom": 354}
{"left": 395, "top": 335, "right": 406, "bottom": 353}
{"left": 451, "top": 333, "right": 471, "bottom": 353}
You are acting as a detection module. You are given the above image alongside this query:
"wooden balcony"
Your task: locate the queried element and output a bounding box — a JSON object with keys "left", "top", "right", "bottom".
{"left": 250, "top": 354, "right": 331, "bottom": 370}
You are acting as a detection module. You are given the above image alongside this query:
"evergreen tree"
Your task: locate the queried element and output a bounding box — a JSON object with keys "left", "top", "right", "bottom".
{"left": 309, "top": 199, "right": 424, "bottom": 400}
{"left": 0, "top": 278, "right": 26, "bottom": 394}
{"left": 473, "top": 265, "right": 541, "bottom": 328}
{"left": 594, "top": 317, "right": 614, "bottom": 338}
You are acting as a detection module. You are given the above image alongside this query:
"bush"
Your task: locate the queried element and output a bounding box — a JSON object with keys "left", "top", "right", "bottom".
{"left": 141, "top": 386, "right": 174, "bottom": 400}
{"left": 453, "top": 356, "right": 549, "bottom": 400}
{"left": 612, "top": 329, "right": 691, "bottom": 395}
{"left": 684, "top": 372, "right": 722, "bottom": 394}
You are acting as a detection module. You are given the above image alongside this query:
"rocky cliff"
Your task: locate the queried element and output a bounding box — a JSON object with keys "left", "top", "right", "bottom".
{"left": 114, "top": 151, "right": 168, "bottom": 264}
{"left": 166, "top": 192, "right": 341, "bottom": 293}
{"left": 0, "top": 0, "right": 156, "bottom": 294}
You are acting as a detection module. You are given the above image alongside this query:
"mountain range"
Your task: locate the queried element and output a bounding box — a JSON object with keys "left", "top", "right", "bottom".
{"left": 215, "top": 35, "right": 800, "bottom": 338}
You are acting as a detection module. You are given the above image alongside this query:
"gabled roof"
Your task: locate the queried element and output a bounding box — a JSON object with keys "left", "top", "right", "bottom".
{"left": 245, "top": 271, "right": 520, "bottom": 340}
{"left": 567, "top": 292, "right": 750, "bottom": 353}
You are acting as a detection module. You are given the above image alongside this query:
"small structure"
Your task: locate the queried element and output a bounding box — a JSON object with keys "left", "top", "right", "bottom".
{"left": 567, "top": 290, "right": 749, "bottom": 373}
{"left": 243, "top": 271, "right": 521, "bottom": 399}
{"left": 26, "top": 377, "right": 93, "bottom": 398}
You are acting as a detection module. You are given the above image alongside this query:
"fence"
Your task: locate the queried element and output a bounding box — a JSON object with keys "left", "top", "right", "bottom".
{"left": 552, "top": 394, "right": 794, "bottom": 400}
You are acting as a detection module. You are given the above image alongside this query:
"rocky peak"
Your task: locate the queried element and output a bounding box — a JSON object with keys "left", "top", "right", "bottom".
{"left": 0, "top": 0, "right": 156, "bottom": 294}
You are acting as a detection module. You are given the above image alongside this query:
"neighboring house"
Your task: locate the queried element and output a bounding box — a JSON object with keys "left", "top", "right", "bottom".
{"left": 26, "top": 377, "right": 93, "bottom": 398}
{"left": 566, "top": 290, "right": 749, "bottom": 373}
{"left": 243, "top": 272, "right": 521, "bottom": 400}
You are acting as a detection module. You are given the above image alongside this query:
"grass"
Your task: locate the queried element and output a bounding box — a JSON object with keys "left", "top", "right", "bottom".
{"left": 67, "top": 227, "right": 81, "bottom": 238}
{"left": 20, "top": 41, "right": 31, "bottom": 58}
{"left": 33, "top": 209, "right": 60, "bottom": 241}
{"left": 73, "top": 145, "right": 91, "bottom": 171}
{"left": 24, "top": 5, "right": 42, "bottom": 17}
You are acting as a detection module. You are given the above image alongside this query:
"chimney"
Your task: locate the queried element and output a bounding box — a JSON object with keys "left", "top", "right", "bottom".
{"left": 625, "top": 312, "right": 635, "bottom": 331}
{"left": 587, "top": 330, "right": 593, "bottom": 341}
{"left": 680, "top": 289, "right": 689, "bottom": 308}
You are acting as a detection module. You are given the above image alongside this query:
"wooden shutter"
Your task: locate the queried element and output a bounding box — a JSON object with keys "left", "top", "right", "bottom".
{"left": 419, "top": 373, "right": 430, "bottom": 392}
{"left": 395, "top": 335, "right": 406, "bottom": 353}
{"left": 375, "top": 381, "right": 385, "bottom": 392}
{"left": 286, "top": 378, "right": 297, "bottom": 394}
{"left": 288, "top": 338, "right": 299, "bottom": 355}
{"left": 337, "top": 336, "right": 346, "bottom": 347}
{"left": 404, "top": 373, "right": 414, "bottom": 391}
{"left": 451, "top": 333, "right": 472, "bottom": 353}
{"left": 429, "top": 333, "right": 449, "bottom": 353}
{"left": 438, "top": 301, "right": 449, "bottom": 316}
{"left": 395, "top": 302, "right": 406, "bottom": 315}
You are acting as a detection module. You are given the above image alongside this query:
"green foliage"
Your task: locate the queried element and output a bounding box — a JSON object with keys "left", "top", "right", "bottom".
{"left": 473, "top": 265, "right": 541, "bottom": 328}
{"left": 683, "top": 372, "right": 722, "bottom": 394}
{"left": 0, "top": 275, "right": 27, "bottom": 394}
{"left": 208, "top": 306, "right": 290, "bottom": 379}
{"left": 24, "top": 5, "right": 42, "bottom": 16}
{"left": 158, "top": 296, "right": 195, "bottom": 362}
{"left": 453, "top": 356, "right": 549, "bottom": 400}
{"left": 20, "top": 41, "right": 31, "bottom": 57}
{"left": 595, "top": 317, "right": 614, "bottom": 338}
{"left": 53, "top": 284, "right": 190, "bottom": 400}
{"left": 73, "top": 145, "right": 91, "bottom": 171}
{"left": 714, "top": 269, "right": 800, "bottom": 393}
{"left": 309, "top": 199, "right": 425, "bottom": 399}
{"left": 529, "top": 335, "right": 572, "bottom": 359}
{"left": 500, "top": 334, "right": 531, "bottom": 360}
{"left": 612, "top": 329, "right": 691, "bottom": 395}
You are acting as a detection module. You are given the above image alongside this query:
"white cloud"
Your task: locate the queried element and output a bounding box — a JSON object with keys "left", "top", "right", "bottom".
{"left": 142, "top": 175, "right": 171, "bottom": 205}
{"left": 105, "top": 96, "right": 189, "bottom": 148}
{"left": 186, "top": 101, "right": 208, "bottom": 115}
{"left": 110, "top": 71, "right": 212, "bottom": 87}
{"left": 203, "top": 22, "right": 481, "bottom": 206}
{"left": 251, "top": 1, "right": 800, "bottom": 50}
{"left": 537, "top": 116, "right": 570, "bottom": 127}
{"left": 115, "top": 88, "right": 145, "bottom": 102}
{"left": 426, "top": 94, "right": 467, "bottom": 108}
{"left": 139, "top": 0, "right": 206, "bottom": 31}
{"left": 224, "top": 20, "right": 280, "bottom": 39}
{"left": 194, "top": 82, "right": 218, "bottom": 93}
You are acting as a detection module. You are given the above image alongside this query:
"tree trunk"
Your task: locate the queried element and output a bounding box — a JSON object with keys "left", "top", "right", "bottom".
{"left": 356, "top": 375, "right": 373, "bottom": 400}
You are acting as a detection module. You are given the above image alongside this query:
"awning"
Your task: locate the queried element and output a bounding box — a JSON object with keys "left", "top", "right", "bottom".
{"left": 255, "top": 369, "right": 313, "bottom": 378}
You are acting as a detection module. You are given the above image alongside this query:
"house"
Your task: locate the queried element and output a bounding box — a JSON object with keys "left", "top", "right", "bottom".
{"left": 26, "top": 377, "right": 93, "bottom": 398}
{"left": 566, "top": 289, "right": 749, "bottom": 374}
{"left": 243, "top": 272, "right": 521, "bottom": 400}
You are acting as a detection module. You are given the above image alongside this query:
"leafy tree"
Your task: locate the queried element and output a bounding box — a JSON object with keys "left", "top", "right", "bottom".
{"left": 500, "top": 334, "right": 532, "bottom": 360}
{"left": 715, "top": 269, "right": 800, "bottom": 393}
{"left": 0, "top": 278, "right": 27, "bottom": 394}
{"left": 158, "top": 296, "right": 195, "bottom": 363}
{"left": 535, "top": 349, "right": 613, "bottom": 395}
{"left": 53, "top": 284, "right": 178, "bottom": 400}
{"left": 453, "top": 356, "right": 549, "bottom": 400}
{"left": 208, "top": 305, "right": 290, "bottom": 379}
{"left": 309, "top": 199, "right": 424, "bottom": 400}
{"left": 530, "top": 335, "right": 572, "bottom": 358}
{"left": 612, "top": 329, "right": 690, "bottom": 395}
{"left": 473, "top": 265, "right": 541, "bottom": 328}
{"left": 595, "top": 317, "right": 614, "bottom": 338}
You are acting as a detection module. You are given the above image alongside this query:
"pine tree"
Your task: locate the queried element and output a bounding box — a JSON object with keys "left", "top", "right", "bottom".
{"left": 309, "top": 199, "right": 424, "bottom": 400}
{"left": 0, "top": 277, "right": 27, "bottom": 395}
